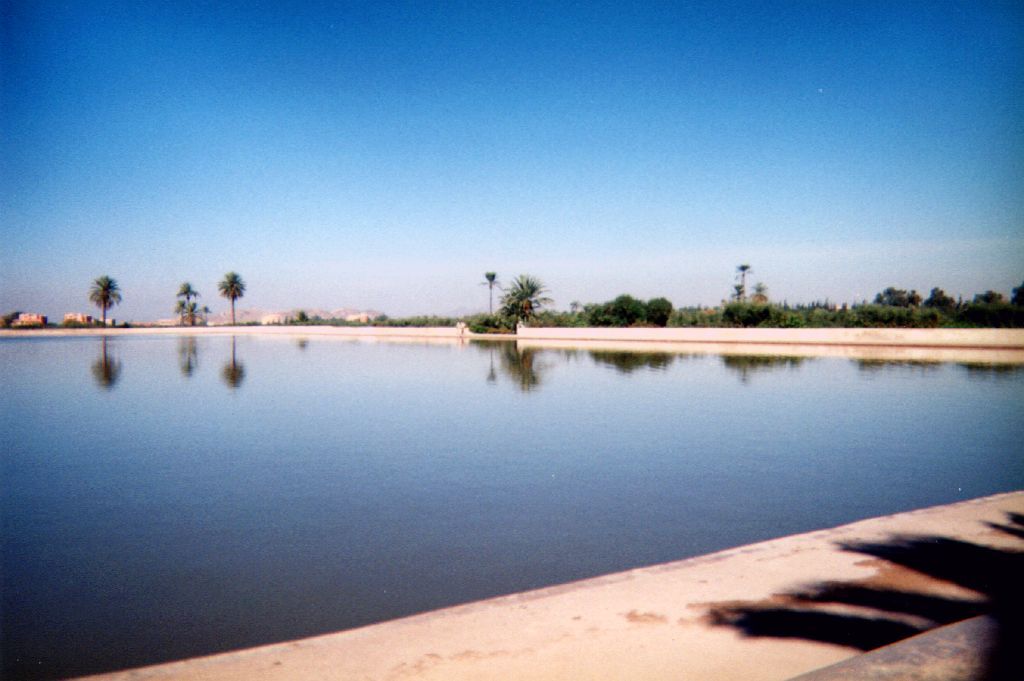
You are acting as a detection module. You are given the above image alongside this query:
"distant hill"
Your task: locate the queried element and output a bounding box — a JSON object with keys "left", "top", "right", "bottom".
{"left": 207, "top": 308, "right": 384, "bottom": 325}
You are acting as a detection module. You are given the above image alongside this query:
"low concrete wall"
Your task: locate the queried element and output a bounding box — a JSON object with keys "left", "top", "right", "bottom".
{"left": 0, "top": 325, "right": 465, "bottom": 339}
{"left": 514, "top": 326, "right": 1024, "bottom": 349}
{"left": 4, "top": 326, "right": 1024, "bottom": 350}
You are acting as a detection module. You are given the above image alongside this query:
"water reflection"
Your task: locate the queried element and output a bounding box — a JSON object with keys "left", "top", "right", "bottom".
{"left": 856, "top": 360, "right": 941, "bottom": 374}
{"left": 178, "top": 337, "right": 199, "bottom": 377}
{"left": 959, "top": 363, "right": 1024, "bottom": 379}
{"left": 91, "top": 338, "right": 122, "bottom": 390}
{"left": 500, "top": 344, "right": 542, "bottom": 391}
{"left": 721, "top": 355, "right": 807, "bottom": 383}
{"left": 296, "top": 338, "right": 309, "bottom": 351}
{"left": 589, "top": 351, "right": 676, "bottom": 374}
{"left": 486, "top": 345, "right": 497, "bottom": 383}
{"left": 221, "top": 338, "right": 246, "bottom": 389}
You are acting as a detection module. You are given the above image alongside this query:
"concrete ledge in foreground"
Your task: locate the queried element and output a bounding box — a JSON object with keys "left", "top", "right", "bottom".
{"left": 78, "top": 491, "right": 1024, "bottom": 681}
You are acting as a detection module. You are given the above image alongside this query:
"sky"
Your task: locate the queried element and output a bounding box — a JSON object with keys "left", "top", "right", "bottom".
{"left": 2, "top": 0, "right": 1022, "bottom": 321}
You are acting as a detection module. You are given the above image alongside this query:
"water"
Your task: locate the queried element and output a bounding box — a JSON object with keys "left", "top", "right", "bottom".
{"left": 1, "top": 335, "right": 1022, "bottom": 679}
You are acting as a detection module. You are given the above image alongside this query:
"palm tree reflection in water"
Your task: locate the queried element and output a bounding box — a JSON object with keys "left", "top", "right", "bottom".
{"left": 178, "top": 337, "right": 199, "bottom": 377}
{"left": 91, "top": 337, "right": 122, "bottom": 390}
{"left": 221, "top": 337, "right": 246, "bottom": 389}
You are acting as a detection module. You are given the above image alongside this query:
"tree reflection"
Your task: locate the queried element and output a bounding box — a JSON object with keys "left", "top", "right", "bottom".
{"left": 589, "top": 351, "right": 676, "bottom": 374}
{"left": 486, "top": 344, "right": 497, "bottom": 383}
{"left": 959, "top": 363, "right": 1024, "bottom": 379}
{"left": 221, "top": 337, "right": 246, "bottom": 389}
{"left": 857, "top": 360, "right": 941, "bottom": 373}
{"left": 722, "top": 355, "right": 806, "bottom": 383}
{"left": 178, "top": 337, "right": 199, "bottom": 377}
{"left": 296, "top": 338, "right": 309, "bottom": 351}
{"left": 91, "top": 337, "right": 122, "bottom": 390}
{"left": 499, "top": 343, "right": 542, "bottom": 392}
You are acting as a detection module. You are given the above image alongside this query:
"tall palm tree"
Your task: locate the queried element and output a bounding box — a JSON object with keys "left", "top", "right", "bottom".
{"left": 176, "top": 282, "right": 199, "bottom": 326}
{"left": 481, "top": 272, "right": 499, "bottom": 314}
{"left": 88, "top": 276, "right": 122, "bottom": 327}
{"left": 735, "top": 264, "right": 752, "bottom": 302}
{"left": 500, "top": 274, "right": 553, "bottom": 327}
{"left": 218, "top": 272, "right": 246, "bottom": 325}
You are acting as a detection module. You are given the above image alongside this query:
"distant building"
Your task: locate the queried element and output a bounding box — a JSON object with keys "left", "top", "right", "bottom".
{"left": 12, "top": 313, "right": 48, "bottom": 327}
{"left": 261, "top": 313, "right": 289, "bottom": 325}
{"left": 63, "top": 313, "right": 93, "bottom": 325}
{"left": 345, "top": 313, "right": 370, "bottom": 323}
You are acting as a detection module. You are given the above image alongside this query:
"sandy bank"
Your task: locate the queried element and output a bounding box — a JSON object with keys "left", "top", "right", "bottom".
{"left": 79, "top": 491, "right": 1023, "bottom": 681}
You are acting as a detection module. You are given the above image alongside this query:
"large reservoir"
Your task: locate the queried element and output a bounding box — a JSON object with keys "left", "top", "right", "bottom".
{"left": 2, "top": 334, "right": 1021, "bottom": 679}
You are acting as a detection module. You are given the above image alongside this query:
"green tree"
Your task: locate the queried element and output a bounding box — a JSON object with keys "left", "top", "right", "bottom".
{"left": 751, "top": 282, "right": 769, "bottom": 304}
{"left": 736, "top": 264, "right": 752, "bottom": 302}
{"left": 1013, "top": 281, "right": 1024, "bottom": 306}
{"left": 500, "top": 275, "right": 552, "bottom": 327}
{"left": 176, "top": 282, "right": 200, "bottom": 325}
{"left": 973, "top": 290, "right": 1005, "bottom": 305}
{"left": 89, "top": 275, "right": 122, "bottom": 326}
{"left": 218, "top": 272, "right": 246, "bottom": 325}
{"left": 608, "top": 294, "right": 647, "bottom": 326}
{"left": 923, "top": 287, "right": 956, "bottom": 312}
{"left": 481, "top": 272, "right": 500, "bottom": 314}
{"left": 646, "top": 297, "right": 674, "bottom": 326}
{"left": 874, "top": 287, "right": 912, "bottom": 307}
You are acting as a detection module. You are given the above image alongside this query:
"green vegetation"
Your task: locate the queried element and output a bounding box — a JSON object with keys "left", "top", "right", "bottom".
{"left": 218, "top": 272, "right": 246, "bottom": 325}
{"left": 500, "top": 275, "right": 553, "bottom": 327}
{"left": 89, "top": 275, "right": 121, "bottom": 326}
{"left": 175, "top": 282, "right": 204, "bottom": 326}
{"left": 8, "top": 271, "right": 1023, "bottom": 332}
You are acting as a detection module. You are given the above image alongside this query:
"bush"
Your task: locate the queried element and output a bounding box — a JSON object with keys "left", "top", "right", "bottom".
{"left": 646, "top": 297, "right": 673, "bottom": 327}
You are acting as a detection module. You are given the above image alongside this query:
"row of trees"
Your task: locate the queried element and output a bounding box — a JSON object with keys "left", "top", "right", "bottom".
{"left": 461, "top": 270, "right": 1024, "bottom": 331}
{"left": 174, "top": 273, "right": 246, "bottom": 326}
{"left": 83, "top": 272, "right": 246, "bottom": 326}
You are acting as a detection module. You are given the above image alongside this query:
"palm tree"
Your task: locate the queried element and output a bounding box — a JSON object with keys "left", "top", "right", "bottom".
{"left": 218, "top": 272, "right": 246, "bottom": 325}
{"left": 88, "top": 276, "right": 122, "bottom": 326}
{"left": 735, "top": 264, "right": 752, "bottom": 302}
{"left": 751, "top": 282, "right": 769, "bottom": 304}
{"left": 481, "top": 272, "right": 500, "bottom": 314}
{"left": 176, "top": 283, "right": 199, "bottom": 326}
{"left": 500, "top": 274, "right": 553, "bottom": 328}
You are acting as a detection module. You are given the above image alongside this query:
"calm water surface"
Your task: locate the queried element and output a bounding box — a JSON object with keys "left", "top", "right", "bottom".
{"left": 2, "top": 335, "right": 1022, "bottom": 678}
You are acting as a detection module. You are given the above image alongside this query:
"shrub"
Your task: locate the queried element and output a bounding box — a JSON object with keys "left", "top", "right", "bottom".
{"left": 646, "top": 297, "right": 673, "bottom": 327}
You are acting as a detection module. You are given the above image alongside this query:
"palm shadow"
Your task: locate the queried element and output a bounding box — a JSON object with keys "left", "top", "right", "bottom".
{"left": 708, "top": 511, "right": 1023, "bottom": 679}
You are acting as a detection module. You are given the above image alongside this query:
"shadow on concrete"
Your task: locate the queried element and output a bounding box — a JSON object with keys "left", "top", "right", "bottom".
{"left": 708, "top": 512, "right": 1023, "bottom": 679}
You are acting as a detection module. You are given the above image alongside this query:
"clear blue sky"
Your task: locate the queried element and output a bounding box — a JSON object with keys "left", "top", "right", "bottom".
{"left": 2, "top": 0, "right": 1022, "bottom": 320}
